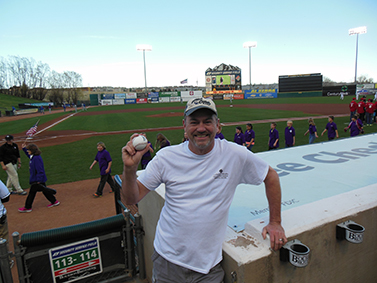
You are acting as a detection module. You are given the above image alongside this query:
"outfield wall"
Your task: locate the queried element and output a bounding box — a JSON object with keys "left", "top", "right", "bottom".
{"left": 278, "top": 91, "right": 322, "bottom": 98}
{"left": 138, "top": 134, "right": 377, "bottom": 283}
{"left": 87, "top": 89, "right": 333, "bottom": 105}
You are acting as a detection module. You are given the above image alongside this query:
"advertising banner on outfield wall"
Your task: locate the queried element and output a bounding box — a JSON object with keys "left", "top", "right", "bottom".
{"left": 159, "top": 97, "right": 170, "bottom": 103}
{"left": 234, "top": 94, "right": 244, "bottom": 99}
{"left": 170, "top": 97, "right": 181, "bottom": 102}
{"left": 244, "top": 89, "right": 277, "bottom": 99}
{"left": 126, "top": 93, "right": 137, "bottom": 99}
{"left": 112, "top": 99, "right": 124, "bottom": 105}
{"left": 125, "top": 99, "right": 136, "bottom": 104}
{"left": 137, "top": 93, "right": 147, "bottom": 99}
{"left": 148, "top": 92, "right": 159, "bottom": 98}
{"left": 213, "top": 94, "right": 223, "bottom": 100}
{"left": 356, "top": 84, "right": 376, "bottom": 96}
{"left": 203, "top": 94, "right": 213, "bottom": 99}
{"left": 101, "top": 99, "right": 113, "bottom": 105}
{"left": 223, "top": 94, "right": 233, "bottom": 100}
{"left": 322, "top": 84, "right": 356, "bottom": 96}
{"left": 160, "top": 91, "right": 180, "bottom": 97}
{"left": 137, "top": 98, "right": 148, "bottom": 104}
{"left": 180, "top": 91, "right": 203, "bottom": 102}
{"left": 101, "top": 94, "right": 114, "bottom": 99}
{"left": 114, "top": 93, "right": 126, "bottom": 99}
{"left": 150, "top": 97, "right": 159, "bottom": 103}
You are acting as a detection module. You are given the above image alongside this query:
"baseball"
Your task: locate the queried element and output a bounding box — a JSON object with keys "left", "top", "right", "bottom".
{"left": 132, "top": 135, "right": 148, "bottom": 151}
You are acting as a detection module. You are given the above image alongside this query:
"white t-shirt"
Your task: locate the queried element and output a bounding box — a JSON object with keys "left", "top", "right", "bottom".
{"left": 0, "top": 180, "right": 10, "bottom": 217}
{"left": 138, "top": 139, "right": 269, "bottom": 274}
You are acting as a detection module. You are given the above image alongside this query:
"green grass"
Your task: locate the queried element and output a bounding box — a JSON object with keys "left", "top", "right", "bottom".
{"left": 1, "top": 93, "right": 376, "bottom": 188}
{"left": 0, "top": 93, "right": 41, "bottom": 111}
{"left": 0, "top": 112, "right": 70, "bottom": 136}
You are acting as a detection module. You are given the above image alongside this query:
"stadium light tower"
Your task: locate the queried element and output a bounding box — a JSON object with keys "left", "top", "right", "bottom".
{"left": 243, "top": 41, "right": 257, "bottom": 90}
{"left": 136, "top": 44, "right": 152, "bottom": 94}
{"left": 349, "top": 26, "right": 367, "bottom": 84}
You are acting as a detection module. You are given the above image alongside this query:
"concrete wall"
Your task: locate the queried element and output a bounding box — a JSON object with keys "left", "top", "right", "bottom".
{"left": 222, "top": 207, "right": 377, "bottom": 283}
{"left": 140, "top": 186, "right": 377, "bottom": 283}
{"left": 138, "top": 186, "right": 165, "bottom": 281}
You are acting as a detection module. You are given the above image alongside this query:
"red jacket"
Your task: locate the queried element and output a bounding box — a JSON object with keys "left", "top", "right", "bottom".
{"left": 357, "top": 101, "right": 365, "bottom": 113}
{"left": 366, "top": 102, "right": 375, "bottom": 114}
{"left": 349, "top": 100, "right": 357, "bottom": 112}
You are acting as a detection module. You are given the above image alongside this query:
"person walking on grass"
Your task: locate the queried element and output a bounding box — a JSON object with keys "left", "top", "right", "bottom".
{"left": 284, "top": 120, "right": 295, "bottom": 148}
{"left": 18, "top": 143, "right": 59, "bottom": 213}
{"left": 0, "top": 135, "right": 27, "bottom": 195}
{"left": 90, "top": 142, "right": 117, "bottom": 197}
{"left": 304, "top": 118, "right": 318, "bottom": 144}
{"left": 321, "top": 116, "right": 339, "bottom": 141}
{"left": 344, "top": 115, "right": 363, "bottom": 137}
{"left": 245, "top": 123, "right": 255, "bottom": 151}
{"left": 233, "top": 126, "right": 245, "bottom": 146}
{"left": 268, "top": 122, "right": 279, "bottom": 150}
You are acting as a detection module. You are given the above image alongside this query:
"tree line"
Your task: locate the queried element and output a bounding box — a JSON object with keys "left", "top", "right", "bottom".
{"left": 0, "top": 55, "right": 83, "bottom": 105}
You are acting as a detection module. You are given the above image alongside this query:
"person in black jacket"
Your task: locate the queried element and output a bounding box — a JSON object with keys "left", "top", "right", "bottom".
{"left": 0, "top": 135, "right": 26, "bottom": 195}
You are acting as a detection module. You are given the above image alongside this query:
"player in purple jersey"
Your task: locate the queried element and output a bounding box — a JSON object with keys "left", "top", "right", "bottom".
{"left": 268, "top": 122, "right": 279, "bottom": 150}
{"left": 304, "top": 118, "right": 318, "bottom": 144}
{"left": 233, "top": 126, "right": 245, "bottom": 146}
{"left": 140, "top": 133, "right": 154, "bottom": 169}
{"left": 244, "top": 123, "right": 255, "bottom": 151}
{"left": 344, "top": 115, "right": 363, "bottom": 137}
{"left": 284, "top": 120, "right": 295, "bottom": 147}
{"left": 90, "top": 142, "right": 117, "bottom": 197}
{"left": 215, "top": 124, "right": 225, "bottom": 140}
{"left": 321, "top": 116, "right": 339, "bottom": 141}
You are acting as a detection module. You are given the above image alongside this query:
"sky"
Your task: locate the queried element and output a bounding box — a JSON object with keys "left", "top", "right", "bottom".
{"left": 1, "top": 0, "right": 376, "bottom": 88}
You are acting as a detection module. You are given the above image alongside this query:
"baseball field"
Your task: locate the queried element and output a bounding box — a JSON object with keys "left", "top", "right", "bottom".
{"left": 0, "top": 94, "right": 376, "bottom": 275}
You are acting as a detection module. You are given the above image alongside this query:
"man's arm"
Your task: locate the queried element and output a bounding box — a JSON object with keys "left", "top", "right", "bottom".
{"left": 262, "top": 166, "right": 287, "bottom": 250}
{"left": 121, "top": 134, "right": 151, "bottom": 205}
{"left": 0, "top": 161, "right": 6, "bottom": 171}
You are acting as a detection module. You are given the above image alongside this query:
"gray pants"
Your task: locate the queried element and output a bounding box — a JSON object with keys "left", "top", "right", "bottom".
{"left": 152, "top": 250, "right": 224, "bottom": 283}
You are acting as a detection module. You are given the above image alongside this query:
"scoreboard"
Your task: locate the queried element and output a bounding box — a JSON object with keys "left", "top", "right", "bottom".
{"left": 205, "top": 63, "right": 242, "bottom": 92}
{"left": 279, "top": 73, "right": 323, "bottom": 93}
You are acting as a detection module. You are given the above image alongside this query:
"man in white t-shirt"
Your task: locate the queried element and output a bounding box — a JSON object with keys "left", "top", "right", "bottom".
{"left": 121, "top": 98, "right": 286, "bottom": 282}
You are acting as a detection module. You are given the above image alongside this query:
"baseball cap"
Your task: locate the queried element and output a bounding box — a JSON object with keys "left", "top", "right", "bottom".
{"left": 5, "top": 135, "right": 13, "bottom": 141}
{"left": 184, "top": 98, "right": 217, "bottom": 116}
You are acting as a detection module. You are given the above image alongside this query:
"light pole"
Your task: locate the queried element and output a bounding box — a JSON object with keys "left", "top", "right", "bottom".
{"left": 243, "top": 41, "right": 257, "bottom": 90}
{"left": 349, "top": 26, "right": 367, "bottom": 84}
{"left": 136, "top": 44, "right": 152, "bottom": 94}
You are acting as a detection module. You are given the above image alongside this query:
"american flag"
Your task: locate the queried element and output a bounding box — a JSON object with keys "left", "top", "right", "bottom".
{"left": 180, "top": 78, "right": 188, "bottom": 84}
{"left": 26, "top": 120, "right": 39, "bottom": 137}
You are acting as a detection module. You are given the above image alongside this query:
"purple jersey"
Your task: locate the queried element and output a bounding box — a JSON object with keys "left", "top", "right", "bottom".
{"left": 233, "top": 133, "right": 245, "bottom": 145}
{"left": 95, "top": 149, "right": 112, "bottom": 175}
{"left": 269, "top": 128, "right": 279, "bottom": 148}
{"left": 348, "top": 120, "right": 362, "bottom": 137}
{"left": 309, "top": 124, "right": 317, "bottom": 135}
{"left": 245, "top": 129, "right": 255, "bottom": 143}
{"left": 285, "top": 126, "right": 295, "bottom": 146}
{"left": 326, "top": 122, "right": 338, "bottom": 139}
{"left": 141, "top": 142, "right": 153, "bottom": 166}
{"left": 215, "top": 132, "right": 225, "bottom": 140}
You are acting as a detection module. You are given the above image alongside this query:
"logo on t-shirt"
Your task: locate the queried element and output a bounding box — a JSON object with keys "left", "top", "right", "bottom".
{"left": 213, "top": 169, "right": 228, "bottom": 179}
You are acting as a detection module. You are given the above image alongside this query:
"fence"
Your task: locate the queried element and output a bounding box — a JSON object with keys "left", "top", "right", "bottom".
{"left": 0, "top": 176, "right": 145, "bottom": 283}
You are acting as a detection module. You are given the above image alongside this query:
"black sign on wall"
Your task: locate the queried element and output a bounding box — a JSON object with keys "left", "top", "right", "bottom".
{"left": 279, "top": 73, "right": 323, "bottom": 92}
{"left": 322, "top": 84, "right": 356, "bottom": 96}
